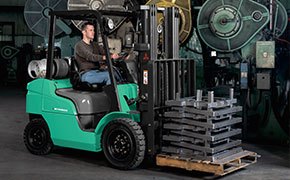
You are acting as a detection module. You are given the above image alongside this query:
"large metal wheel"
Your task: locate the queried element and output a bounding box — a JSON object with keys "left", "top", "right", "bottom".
{"left": 24, "top": 0, "right": 70, "bottom": 37}
{"left": 68, "top": 0, "right": 139, "bottom": 33}
{"left": 197, "top": 0, "right": 270, "bottom": 52}
{"left": 102, "top": 118, "right": 145, "bottom": 169}
{"left": 23, "top": 118, "right": 54, "bottom": 155}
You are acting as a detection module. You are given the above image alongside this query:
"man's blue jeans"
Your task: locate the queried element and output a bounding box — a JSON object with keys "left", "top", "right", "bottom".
{"left": 81, "top": 70, "right": 121, "bottom": 85}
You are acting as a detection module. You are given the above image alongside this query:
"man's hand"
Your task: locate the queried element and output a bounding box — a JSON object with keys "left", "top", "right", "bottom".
{"left": 111, "top": 53, "right": 120, "bottom": 60}
{"left": 101, "top": 53, "right": 120, "bottom": 61}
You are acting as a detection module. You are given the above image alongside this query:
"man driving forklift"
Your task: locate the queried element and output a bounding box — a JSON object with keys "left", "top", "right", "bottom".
{"left": 74, "top": 21, "right": 121, "bottom": 85}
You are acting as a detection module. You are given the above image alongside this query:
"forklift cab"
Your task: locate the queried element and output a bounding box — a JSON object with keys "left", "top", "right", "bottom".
{"left": 43, "top": 11, "right": 121, "bottom": 130}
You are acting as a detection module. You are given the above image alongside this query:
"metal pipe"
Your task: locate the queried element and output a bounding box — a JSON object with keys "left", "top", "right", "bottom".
{"left": 270, "top": 0, "right": 273, "bottom": 31}
{"left": 45, "top": 13, "right": 56, "bottom": 79}
{"left": 230, "top": 88, "right": 234, "bottom": 100}
{"left": 208, "top": 91, "right": 214, "bottom": 103}
{"left": 196, "top": 89, "right": 203, "bottom": 101}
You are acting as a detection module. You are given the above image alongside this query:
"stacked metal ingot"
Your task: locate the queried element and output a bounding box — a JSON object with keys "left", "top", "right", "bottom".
{"left": 162, "top": 89, "right": 243, "bottom": 162}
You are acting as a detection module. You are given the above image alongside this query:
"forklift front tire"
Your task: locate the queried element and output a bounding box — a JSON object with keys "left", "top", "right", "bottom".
{"left": 23, "top": 118, "right": 54, "bottom": 155}
{"left": 102, "top": 118, "right": 145, "bottom": 170}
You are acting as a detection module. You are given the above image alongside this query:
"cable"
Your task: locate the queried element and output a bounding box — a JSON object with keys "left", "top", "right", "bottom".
{"left": 270, "top": 75, "right": 290, "bottom": 137}
{"left": 246, "top": 88, "right": 263, "bottom": 110}
{"left": 275, "top": 38, "right": 290, "bottom": 45}
{"left": 260, "top": 94, "right": 271, "bottom": 127}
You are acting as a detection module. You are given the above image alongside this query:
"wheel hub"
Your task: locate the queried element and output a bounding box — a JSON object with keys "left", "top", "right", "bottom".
{"left": 90, "top": 0, "right": 104, "bottom": 10}
{"left": 109, "top": 130, "right": 132, "bottom": 159}
{"left": 210, "top": 6, "right": 241, "bottom": 38}
{"left": 29, "top": 128, "right": 46, "bottom": 149}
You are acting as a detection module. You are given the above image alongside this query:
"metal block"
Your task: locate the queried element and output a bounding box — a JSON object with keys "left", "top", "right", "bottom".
{"left": 163, "top": 117, "right": 242, "bottom": 129}
{"left": 162, "top": 90, "right": 243, "bottom": 162}
{"left": 172, "top": 106, "right": 242, "bottom": 117}
{"left": 256, "top": 41, "right": 275, "bottom": 68}
{"left": 161, "top": 146, "right": 201, "bottom": 157}
{"left": 165, "top": 96, "right": 237, "bottom": 109}
{"left": 162, "top": 135, "right": 204, "bottom": 144}
{"left": 170, "top": 128, "right": 241, "bottom": 141}
{"left": 185, "top": 112, "right": 229, "bottom": 122}
{"left": 164, "top": 111, "right": 207, "bottom": 120}
{"left": 171, "top": 139, "right": 241, "bottom": 154}
{"left": 163, "top": 123, "right": 205, "bottom": 132}
{"left": 257, "top": 73, "right": 271, "bottom": 90}
{"left": 161, "top": 146, "right": 243, "bottom": 162}
{"left": 212, "top": 117, "right": 242, "bottom": 129}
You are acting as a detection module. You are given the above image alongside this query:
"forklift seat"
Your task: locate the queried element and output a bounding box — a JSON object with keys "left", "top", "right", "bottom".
{"left": 70, "top": 57, "right": 104, "bottom": 91}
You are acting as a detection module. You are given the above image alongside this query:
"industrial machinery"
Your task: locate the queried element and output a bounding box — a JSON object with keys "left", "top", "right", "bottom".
{"left": 24, "top": 4, "right": 257, "bottom": 176}
{"left": 192, "top": 0, "right": 290, "bottom": 142}
{"left": 24, "top": 0, "right": 71, "bottom": 37}
{"left": 145, "top": 0, "right": 192, "bottom": 43}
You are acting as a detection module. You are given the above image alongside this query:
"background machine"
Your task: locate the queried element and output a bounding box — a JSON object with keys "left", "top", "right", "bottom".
{"left": 191, "top": 0, "right": 289, "bottom": 143}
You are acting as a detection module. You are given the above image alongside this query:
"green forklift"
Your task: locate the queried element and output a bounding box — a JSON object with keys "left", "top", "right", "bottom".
{"left": 24, "top": 5, "right": 255, "bottom": 175}
{"left": 24, "top": 8, "right": 147, "bottom": 169}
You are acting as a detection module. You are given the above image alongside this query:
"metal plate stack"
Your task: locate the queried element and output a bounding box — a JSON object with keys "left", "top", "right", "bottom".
{"left": 162, "top": 89, "right": 243, "bottom": 162}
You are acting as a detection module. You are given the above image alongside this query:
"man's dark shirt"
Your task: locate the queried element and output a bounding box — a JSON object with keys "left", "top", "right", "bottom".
{"left": 74, "top": 40, "right": 105, "bottom": 72}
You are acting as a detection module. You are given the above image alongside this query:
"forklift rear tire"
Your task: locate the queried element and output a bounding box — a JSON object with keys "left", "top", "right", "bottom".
{"left": 23, "top": 118, "right": 54, "bottom": 155}
{"left": 102, "top": 118, "right": 145, "bottom": 170}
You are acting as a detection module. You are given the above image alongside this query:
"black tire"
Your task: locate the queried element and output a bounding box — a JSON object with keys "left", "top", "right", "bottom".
{"left": 102, "top": 118, "right": 145, "bottom": 170}
{"left": 23, "top": 118, "right": 54, "bottom": 155}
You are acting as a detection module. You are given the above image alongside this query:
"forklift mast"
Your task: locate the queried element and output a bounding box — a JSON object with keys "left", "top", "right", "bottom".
{"left": 135, "top": 5, "right": 196, "bottom": 155}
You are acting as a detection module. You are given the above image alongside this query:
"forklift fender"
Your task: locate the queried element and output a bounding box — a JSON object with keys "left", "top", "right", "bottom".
{"left": 95, "top": 112, "right": 136, "bottom": 136}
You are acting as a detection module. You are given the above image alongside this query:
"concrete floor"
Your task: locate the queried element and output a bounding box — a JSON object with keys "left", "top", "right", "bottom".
{"left": 0, "top": 85, "right": 290, "bottom": 180}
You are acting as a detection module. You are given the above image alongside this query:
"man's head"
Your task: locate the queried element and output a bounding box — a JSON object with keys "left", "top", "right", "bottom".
{"left": 81, "top": 22, "right": 95, "bottom": 42}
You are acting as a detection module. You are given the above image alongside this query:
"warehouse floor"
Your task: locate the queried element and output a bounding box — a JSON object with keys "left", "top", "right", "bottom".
{"left": 0, "top": 85, "right": 289, "bottom": 180}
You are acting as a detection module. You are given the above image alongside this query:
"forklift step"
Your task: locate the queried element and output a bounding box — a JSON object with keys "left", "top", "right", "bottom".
{"left": 156, "top": 150, "right": 259, "bottom": 176}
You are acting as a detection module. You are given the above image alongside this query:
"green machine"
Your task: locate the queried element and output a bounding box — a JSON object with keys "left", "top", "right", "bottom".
{"left": 24, "top": 9, "right": 145, "bottom": 169}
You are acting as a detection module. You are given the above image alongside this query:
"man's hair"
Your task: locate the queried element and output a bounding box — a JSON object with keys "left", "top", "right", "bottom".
{"left": 81, "top": 21, "right": 94, "bottom": 31}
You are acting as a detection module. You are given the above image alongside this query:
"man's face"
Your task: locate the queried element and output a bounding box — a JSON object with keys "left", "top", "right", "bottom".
{"left": 83, "top": 24, "right": 95, "bottom": 40}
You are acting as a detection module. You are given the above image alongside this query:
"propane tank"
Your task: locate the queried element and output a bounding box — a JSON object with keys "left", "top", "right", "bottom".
{"left": 28, "top": 58, "right": 69, "bottom": 79}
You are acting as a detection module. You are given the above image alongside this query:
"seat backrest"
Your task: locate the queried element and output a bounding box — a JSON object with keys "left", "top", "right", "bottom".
{"left": 69, "top": 57, "right": 80, "bottom": 88}
{"left": 70, "top": 57, "right": 104, "bottom": 91}
{"left": 70, "top": 56, "right": 79, "bottom": 73}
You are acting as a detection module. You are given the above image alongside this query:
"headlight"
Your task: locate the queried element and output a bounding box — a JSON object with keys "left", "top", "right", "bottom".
{"left": 107, "top": 18, "right": 114, "bottom": 30}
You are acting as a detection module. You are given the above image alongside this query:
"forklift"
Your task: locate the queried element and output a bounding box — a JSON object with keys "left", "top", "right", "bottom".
{"left": 24, "top": 5, "right": 256, "bottom": 175}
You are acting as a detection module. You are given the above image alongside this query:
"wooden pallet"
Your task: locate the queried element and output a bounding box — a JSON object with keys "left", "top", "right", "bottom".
{"left": 156, "top": 150, "right": 259, "bottom": 176}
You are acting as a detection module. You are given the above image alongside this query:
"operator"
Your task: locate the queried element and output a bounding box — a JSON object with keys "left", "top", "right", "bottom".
{"left": 74, "top": 21, "right": 120, "bottom": 85}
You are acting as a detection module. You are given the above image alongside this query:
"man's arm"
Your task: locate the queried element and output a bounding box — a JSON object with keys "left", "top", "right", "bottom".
{"left": 97, "top": 44, "right": 120, "bottom": 60}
